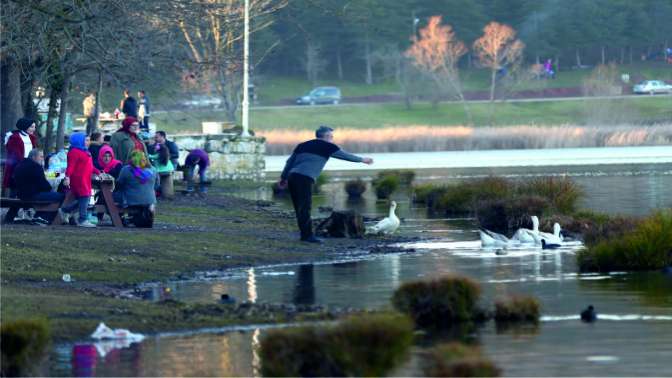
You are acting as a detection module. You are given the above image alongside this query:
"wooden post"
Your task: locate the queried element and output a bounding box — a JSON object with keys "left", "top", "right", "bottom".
{"left": 160, "top": 172, "right": 174, "bottom": 199}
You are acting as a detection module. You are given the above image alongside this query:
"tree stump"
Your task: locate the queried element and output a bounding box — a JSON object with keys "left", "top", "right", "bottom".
{"left": 159, "top": 172, "right": 175, "bottom": 199}
{"left": 315, "top": 210, "right": 365, "bottom": 238}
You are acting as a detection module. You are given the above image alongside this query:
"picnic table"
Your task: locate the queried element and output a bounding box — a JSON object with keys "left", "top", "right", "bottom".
{"left": 56, "top": 176, "right": 123, "bottom": 227}
{"left": 72, "top": 114, "right": 122, "bottom": 134}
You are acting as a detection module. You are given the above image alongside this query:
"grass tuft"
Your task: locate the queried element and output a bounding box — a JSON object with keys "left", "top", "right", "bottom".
{"left": 422, "top": 342, "right": 501, "bottom": 377}
{"left": 494, "top": 295, "right": 541, "bottom": 322}
{"left": 344, "top": 178, "right": 367, "bottom": 197}
{"left": 392, "top": 275, "right": 481, "bottom": 329}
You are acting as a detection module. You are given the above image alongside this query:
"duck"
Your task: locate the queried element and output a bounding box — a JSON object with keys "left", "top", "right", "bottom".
{"left": 581, "top": 305, "right": 597, "bottom": 322}
{"left": 365, "top": 201, "right": 400, "bottom": 235}
{"left": 480, "top": 228, "right": 515, "bottom": 248}
{"left": 220, "top": 293, "right": 236, "bottom": 304}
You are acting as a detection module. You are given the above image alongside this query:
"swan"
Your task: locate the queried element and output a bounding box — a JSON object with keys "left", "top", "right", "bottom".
{"left": 480, "top": 228, "right": 515, "bottom": 248}
{"left": 539, "top": 222, "right": 563, "bottom": 243}
{"left": 512, "top": 216, "right": 541, "bottom": 244}
{"left": 365, "top": 201, "right": 400, "bottom": 235}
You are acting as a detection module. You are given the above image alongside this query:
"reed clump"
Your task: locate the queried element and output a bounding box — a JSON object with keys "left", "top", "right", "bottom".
{"left": 344, "top": 178, "right": 367, "bottom": 197}
{"left": 422, "top": 342, "right": 501, "bottom": 377}
{"left": 260, "top": 313, "right": 414, "bottom": 377}
{"left": 373, "top": 175, "right": 400, "bottom": 199}
{"left": 392, "top": 275, "right": 481, "bottom": 329}
{"left": 494, "top": 295, "right": 541, "bottom": 322}
{"left": 1, "top": 319, "right": 50, "bottom": 377}
{"left": 577, "top": 210, "right": 672, "bottom": 272}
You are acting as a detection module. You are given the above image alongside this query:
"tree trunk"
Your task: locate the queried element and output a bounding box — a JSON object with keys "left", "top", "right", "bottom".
{"left": 93, "top": 69, "right": 103, "bottom": 132}
{"left": 601, "top": 45, "right": 606, "bottom": 65}
{"left": 489, "top": 68, "right": 497, "bottom": 102}
{"left": 0, "top": 58, "right": 23, "bottom": 151}
{"left": 20, "top": 67, "right": 37, "bottom": 123}
{"left": 575, "top": 48, "right": 582, "bottom": 67}
{"left": 336, "top": 46, "right": 343, "bottom": 80}
{"left": 555, "top": 55, "right": 560, "bottom": 72}
{"left": 364, "top": 33, "right": 373, "bottom": 85}
{"left": 55, "top": 73, "right": 71, "bottom": 151}
{"left": 629, "top": 46, "right": 633, "bottom": 64}
{"left": 43, "top": 88, "right": 59, "bottom": 154}
{"left": 620, "top": 47, "right": 625, "bottom": 64}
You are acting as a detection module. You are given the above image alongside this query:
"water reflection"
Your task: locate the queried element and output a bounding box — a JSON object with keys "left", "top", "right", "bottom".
{"left": 293, "top": 265, "right": 315, "bottom": 305}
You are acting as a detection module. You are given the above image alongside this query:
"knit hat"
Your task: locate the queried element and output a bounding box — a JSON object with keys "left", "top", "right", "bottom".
{"left": 15, "top": 118, "right": 34, "bottom": 132}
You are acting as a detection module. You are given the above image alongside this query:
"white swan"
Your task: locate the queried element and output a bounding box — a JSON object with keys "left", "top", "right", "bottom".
{"left": 512, "top": 216, "right": 541, "bottom": 244}
{"left": 540, "top": 223, "right": 563, "bottom": 248}
{"left": 366, "top": 201, "right": 400, "bottom": 235}
{"left": 480, "top": 229, "right": 516, "bottom": 248}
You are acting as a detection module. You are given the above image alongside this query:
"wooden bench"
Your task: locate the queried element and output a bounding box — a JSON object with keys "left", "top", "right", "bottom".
{"left": 1, "top": 197, "right": 61, "bottom": 224}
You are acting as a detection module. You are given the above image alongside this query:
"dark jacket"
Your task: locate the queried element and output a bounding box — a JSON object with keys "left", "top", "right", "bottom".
{"left": 13, "top": 158, "right": 53, "bottom": 200}
{"left": 116, "top": 165, "right": 157, "bottom": 207}
{"left": 281, "top": 139, "right": 363, "bottom": 181}
{"left": 89, "top": 143, "right": 103, "bottom": 168}
{"left": 122, "top": 96, "right": 138, "bottom": 118}
{"left": 165, "top": 139, "right": 179, "bottom": 167}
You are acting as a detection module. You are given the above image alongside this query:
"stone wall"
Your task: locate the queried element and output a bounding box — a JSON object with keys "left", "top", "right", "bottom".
{"left": 171, "top": 133, "right": 266, "bottom": 181}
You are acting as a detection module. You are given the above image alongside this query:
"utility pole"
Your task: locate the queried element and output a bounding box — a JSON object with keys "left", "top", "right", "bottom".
{"left": 241, "top": 0, "right": 251, "bottom": 137}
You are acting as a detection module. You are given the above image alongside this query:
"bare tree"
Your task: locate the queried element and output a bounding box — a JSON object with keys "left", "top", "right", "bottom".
{"left": 174, "top": 0, "right": 286, "bottom": 122}
{"left": 302, "top": 40, "right": 327, "bottom": 85}
{"left": 473, "top": 22, "right": 525, "bottom": 103}
{"left": 406, "top": 16, "right": 471, "bottom": 123}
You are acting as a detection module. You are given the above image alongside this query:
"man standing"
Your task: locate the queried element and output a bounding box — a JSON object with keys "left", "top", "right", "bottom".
{"left": 120, "top": 89, "right": 138, "bottom": 118}
{"left": 278, "top": 126, "right": 373, "bottom": 243}
{"left": 137, "top": 90, "right": 151, "bottom": 132}
{"left": 83, "top": 92, "right": 97, "bottom": 134}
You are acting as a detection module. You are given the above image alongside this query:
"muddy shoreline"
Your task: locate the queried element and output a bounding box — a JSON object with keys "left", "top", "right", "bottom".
{"left": 1, "top": 183, "right": 419, "bottom": 341}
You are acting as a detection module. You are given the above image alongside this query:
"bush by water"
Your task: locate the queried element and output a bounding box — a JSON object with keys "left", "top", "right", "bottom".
{"left": 1, "top": 319, "right": 50, "bottom": 377}
{"left": 422, "top": 342, "right": 501, "bottom": 377}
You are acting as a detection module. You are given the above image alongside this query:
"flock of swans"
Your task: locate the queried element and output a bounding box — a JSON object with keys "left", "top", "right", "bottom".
{"left": 480, "top": 215, "right": 564, "bottom": 249}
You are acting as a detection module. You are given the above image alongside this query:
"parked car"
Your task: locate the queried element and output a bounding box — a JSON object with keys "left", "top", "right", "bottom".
{"left": 296, "top": 87, "right": 341, "bottom": 105}
{"left": 632, "top": 80, "right": 672, "bottom": 95}
{"left": 180, "top": 94, "right": 223, "bottom": 108}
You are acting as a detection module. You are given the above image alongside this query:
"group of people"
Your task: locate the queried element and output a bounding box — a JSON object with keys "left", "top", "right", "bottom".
{"left": 3, "top": 115, "right": 210, "bottom": 228}
{"left": 83, "top": 89, "right": 151, "bottom": 135}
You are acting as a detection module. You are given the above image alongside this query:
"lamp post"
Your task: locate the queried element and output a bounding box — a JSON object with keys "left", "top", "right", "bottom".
{"left": 241, "top": 0, "right": 251, "bottom": 137}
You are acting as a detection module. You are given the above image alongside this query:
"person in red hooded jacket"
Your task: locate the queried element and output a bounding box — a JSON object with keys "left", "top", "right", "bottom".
{"left": 60, "top": 132, "right": 100, "bottom": 227}
{"left": 3, "top": 118, "right": 38, "bottom": 195}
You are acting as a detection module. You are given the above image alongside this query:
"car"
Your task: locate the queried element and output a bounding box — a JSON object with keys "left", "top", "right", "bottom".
{"left": 180, "top": 94, "right": 222, "bottom": 108}
{"left": 296, "top": 87, "right": 341, "bottom": 105}
{"left": 632, "top": 80, "right": 672, "bottom": 95}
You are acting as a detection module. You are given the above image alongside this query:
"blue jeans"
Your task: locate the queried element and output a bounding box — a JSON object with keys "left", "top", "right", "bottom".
{"left": 186, "top": 165, "right": 207, "bottom": 193}
{"left": 62, "top": 196, "right": 90, "bottom": 223}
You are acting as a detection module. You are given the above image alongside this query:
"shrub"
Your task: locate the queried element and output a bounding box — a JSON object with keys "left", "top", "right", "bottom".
{"left": 476, "top": 195, "right": 551, "bottom": 235}
{"left": 260, "top": 313, "right": 413, "bottom": 377}
{"left": 412, "top": 183, "right": 443, "bottom": 204}
{"left": 344, "top": 179, "right": 367, "bottom": 197}
{"left": 313, "top": 173, "right": 329, "bottom": 193}
{"left": 373, "top": 175, "right": 400, "bottom": 199}
{"left": 422, "top": 343, "right": 501, "bottom": 377}
{"left": 494, "top": 295, "right": 541, "bottom": 322}
{"left": 377, "top": 170, "right": 416, "bottom": 185}
{"left": 434, "top": 177, "right": 512, "bottom": 216}
{"left": 518, "top": 177, "right": 582, "bottom": 214}
{"left": 1, "top": 319, "right": 50, "bottom": 377}
{"left": 577, "top": 211, "right": 672, "bottom": 272}
{"left": 392, "top": 275, "right": 481, "bottom": 329}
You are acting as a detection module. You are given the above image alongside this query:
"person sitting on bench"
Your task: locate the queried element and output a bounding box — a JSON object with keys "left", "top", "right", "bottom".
{"left": 12, "top": 149, "right": 65, "bottom": 223}
{"left": 115, "top": 150, "right": 157, "bottom": 227}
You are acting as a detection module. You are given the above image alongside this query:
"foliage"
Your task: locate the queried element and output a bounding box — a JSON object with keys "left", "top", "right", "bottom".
{"left": 1, "top": 319, "right": 50, "bottom": 377}
{"left": 473, "top": 22, "right": 525, "bottom": 102}
{"left": 494, "top": 295, "right": 541, "bottom": 322}
{"left": 344, "top": 178, "right": 367, "bottom": 197}
{"left": 373, "top": 175, "right": 400, "bottom": 199}
{"left": 260, "top": 313, "right": 414, "bottom": 377}
{"left": 422, "top": 342, "right": 501, "bottom": 377}
{"left": 577, "top": 211, "right": 672, "bottom": 272}
{"left": 476, "top": 195, "right": 551, "bottom": 235}
{"left": 517, "top": 177, "right": 583, "bottom": 214}
{"left": 392, "top": 275, "right": 481, "bottom": 329}
{"left": 377, "top": 170, "right": 416, "bottom": 185}
{"left": 313, "top": 173, "right": 329, "bottom": 193}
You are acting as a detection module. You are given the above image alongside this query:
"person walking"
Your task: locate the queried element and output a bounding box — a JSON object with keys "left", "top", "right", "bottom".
{"left": 137, "top": 90, "right": 151, "bottom": 132}
{"left": 278, "top": 126, "right": 373, "bottom": 243}
{"left": 83, "top": 92, "right": 97, "bottom": 134}
{"left": 119, "top": 89, "right": 138, "bottom": 118}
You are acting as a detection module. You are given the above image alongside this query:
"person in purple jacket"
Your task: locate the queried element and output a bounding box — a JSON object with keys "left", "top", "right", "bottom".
{"left": 184, "top": 149, "right": 210, "bottom": 194}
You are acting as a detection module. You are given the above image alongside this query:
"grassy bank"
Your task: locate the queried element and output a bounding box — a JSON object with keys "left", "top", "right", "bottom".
{"left": 154, "top": 96, "right": 671, "bottom": 135}
{"left": 0, "top": 182, "right": 396, "bottom": 341}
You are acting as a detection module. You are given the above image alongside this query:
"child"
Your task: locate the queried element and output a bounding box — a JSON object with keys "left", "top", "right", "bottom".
{"left": 61, "top": 132, "right": 99, "bottom": 227}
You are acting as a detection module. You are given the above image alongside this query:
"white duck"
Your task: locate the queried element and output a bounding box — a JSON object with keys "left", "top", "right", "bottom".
{"left": 480, "top": 228, "right": 516, "bottom": 248}
{"left": 366, "top": 201, "right": 400, "bottom": 235}
{"left": 540, "top": 222, "right": 563, "bottom": 248}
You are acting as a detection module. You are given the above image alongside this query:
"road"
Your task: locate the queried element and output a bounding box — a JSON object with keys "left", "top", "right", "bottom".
{"left": 155, "top": 93, "right": 671, "bottom": 113}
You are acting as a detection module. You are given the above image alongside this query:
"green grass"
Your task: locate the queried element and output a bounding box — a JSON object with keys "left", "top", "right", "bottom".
{"left": 153, "top": 96, "right": 671, "bottom": 134}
